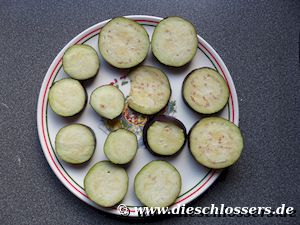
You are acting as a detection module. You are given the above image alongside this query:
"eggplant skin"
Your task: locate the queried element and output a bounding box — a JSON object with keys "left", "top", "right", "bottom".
{"left": 143, "top": 115, "right": 187, "bottom": 156}
{"left": 182, "top": 67, "right": 229, "bottom": 115}
{"left": 48, "top": 78, "right": 88, "bottom": 117}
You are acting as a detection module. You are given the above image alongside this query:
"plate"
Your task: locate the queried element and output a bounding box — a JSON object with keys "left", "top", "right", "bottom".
{"left": 37, "top": 15, "right": 239, "bottom": 217}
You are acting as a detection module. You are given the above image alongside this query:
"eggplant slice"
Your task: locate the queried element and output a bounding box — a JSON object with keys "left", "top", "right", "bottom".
{"left": 143, "top": 115, "right": 186, "bottom": 156}
{"left": 128, "top": 66, "right": 171, "bottom": 115}
{"left": 151, "top": 16, "right": 198, "bottom": 67}
{"left": 182, "top": 67, "right": 229, "bottom": 114}
{"left": 134, "top": 160, "right": 181, "bottom": 207}
{"left": 98, "top": 17, "right": 150, "bottom": 68}
{"left": 62, "top": 44, "right": 100, "bottom": 80}
{"left": 104, "top": 129, "right": 138, "bottom": 164}
{"left": 90, "top": 85, "right": 125, "bottom": 120}
{"left": 55, "top": 124, "right": 96, "bottom": 164}
{"left": 48, "top": 78, "right": 87, "bottom": 117}
{"left": 189, "top": 117, "right": 243, "bottom": 169}
{"left": 84, "top": 161, "right": 128, "bottom": 207}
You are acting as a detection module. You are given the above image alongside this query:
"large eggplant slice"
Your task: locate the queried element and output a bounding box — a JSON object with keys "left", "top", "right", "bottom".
{"left": 134, "top": 160, "right": 181, "bottom": 207}
{"left": 189, "top": 117, "right": 243, "bottom": 169}
{"left": 84, "top": 161, "right": 128, "bottom": 207}
{"left": 151, "top": 16, "right": 198, "bottom": 67}
{"left": 182, "top": 67, "right": 229, "bottom": 114}
{"left": 128, "top": 66, "right": 171, "bottom": 115}
{"left": 98, "top": 17, "right": 150, "bottom": 68}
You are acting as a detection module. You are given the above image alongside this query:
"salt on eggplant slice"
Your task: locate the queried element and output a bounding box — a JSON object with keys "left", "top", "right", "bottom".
{"left": 189, "top": 117, "right": 243, "bottom": 169}
{"left": 134, "top": 160, "right": 181, "bottom": 207}
{"left": 62, "top": 44, "right": 100, "bottom": 80}
{"left": 143, "top": 115, "right": 186, "bottom": 156}
{"left": 182, "top": 67, "right": 229, "bottom": 114}
{"left": 55, "top": 124, "right": 96, "bottom": 164}
{"left": 104, "top": 129, "right": 138, "bottom": 164}
{"left": 90, "top": 85, "right": 125, "bottom": 120}
{"left": 128, "top": 66, "right": 171, "bottom": 115}
{"left": 98, "top": 17, "right": 150, "bottom": 68}
{"left": 151, "top": 16, "right": 198, "bottom": 67}
{"left": 84, "top": 161, "right": 128, "bottom": 207}
{"left": 48, "top": 78, "right": 87, "bottom": 117}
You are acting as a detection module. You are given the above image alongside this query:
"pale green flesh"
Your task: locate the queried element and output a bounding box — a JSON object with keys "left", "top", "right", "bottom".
{"left": 134, "top": 160, "right": 181, "bottom": 207}
{"left": 55, "top": 124, "right": 95, "bottom": 164}
{"left": 63, "top": 44, "right": 100, "bottom": 80}
{"left": 99, "top": 17, "right": 150, "bottom": 68}
{"left": 90, "top": 85, "right": 125, "bottom": 120}
{"left": 189, "top": 117, "right": 243, "bottom": 169}
{"left": 48, "top": 78, "right": 86, "bottom": 117}
{"left": 128, "top": 66, "right": 171, "bottom": 115}
{"left": 147, "top": 121, "right": 185, "bottom": 155}
{"left": 84, "top": 161, "right": 128, "bottom": 207}
{"left": 183, "top": 68, "right": 229, "bottom": 114}
{"left": 152, "top": 17, "right": 198, "bottom": 67}
{"left": 104, "top": 129, "right": 138, "bottom": 164}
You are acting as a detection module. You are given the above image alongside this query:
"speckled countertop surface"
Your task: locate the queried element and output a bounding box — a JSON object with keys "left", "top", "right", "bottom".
{"left": 0, "top": 0, "right": 299, "bottom": 224}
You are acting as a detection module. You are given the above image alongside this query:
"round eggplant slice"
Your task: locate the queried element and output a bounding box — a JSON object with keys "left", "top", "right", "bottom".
{"left": 151, "top": 16, "right": 198, "bottom": 67}
{"left": 143, "top": 115, "right": 186, "bottom": 156}
{"left": 189, "top": 117, "right": 243, "bottom": 169}
{"left": 98, "top": 17, "right": 150, "bottom": 68}
{"left": 62, "top": 44, "right": 100, "bottom": 80}
{"left": 55, "top": 124, "right": 96, "bottom": 164}
{"left": 90, "top": 85, "right": 125, "bottom": 120}
{"left": 84, "top": 161, "right": 128, "bottom": 207}
{"left": 48, "top": 78, "right": 87, "bottom": 117}
{"left": 128, "top": 66, "right": 171, "bottom": 115}
{"left": 182, "top": 67, "right": 229, "bottom": 114}
{"left": 134, "top": 160, "right": 181, "bottom": 207}
{"left": 104, "top": 129, "right": 138, "bottom": 164}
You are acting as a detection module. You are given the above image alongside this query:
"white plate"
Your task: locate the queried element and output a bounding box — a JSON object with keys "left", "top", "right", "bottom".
{"left": 37, "top": 15, "right": 239, "bottom": 217}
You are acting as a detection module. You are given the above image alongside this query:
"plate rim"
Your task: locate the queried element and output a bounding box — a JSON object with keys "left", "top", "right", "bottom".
{"left": 37, "top": 15, "right": 239, "bottom": 217}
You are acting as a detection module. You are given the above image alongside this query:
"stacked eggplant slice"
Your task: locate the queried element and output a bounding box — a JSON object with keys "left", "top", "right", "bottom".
{"left": 47, "top": 16, "right": 244, "bottom": 209}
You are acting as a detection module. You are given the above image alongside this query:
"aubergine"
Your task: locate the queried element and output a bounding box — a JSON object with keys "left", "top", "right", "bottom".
{"left": 128, "top": 66, "right": 171, "bottom": 115}
{"left": 55, "top": 124, "right": 96, "bottom": 164}
{"left": 48, "top": 78, "right": 87, "bottom": 117}
{"left": 62, "top": 44, "right": 100, "bottom": 80}
{"left": 104, "top": 129, "right": 138, "bottom": 164}
{"left": 189, "top": 117, "right": 243, "bottom": 169}
{"left": 151, "top": 16, "right": 198, "bottom": 67}
{"left": 143, "top": 115, "right": 186, "bottom": 156}
{"left": 90, "top": 85, "right": 125, "bottom": 120}
{"left": 98, "top": 17, "right": 150, "bottom": 68}
{"left": 182, "top": 67, "right": 229, "bottom": 114}
{"left": 84, "top": 161, "right": 128, "bottom": 207}
{"left": 134, "top": 160, "right": 181, "bottom": 207}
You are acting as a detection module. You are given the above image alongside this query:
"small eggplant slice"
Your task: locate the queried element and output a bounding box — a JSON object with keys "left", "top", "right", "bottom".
{"left": 55, "top": 124, "right": 96, "bottom": 164}
{"left": 98, "top": 17, "right": 150, "bottom": 68}
{"left": 143, "top": 115, "right": 186, "bottom": 156}
{"left": 151, "top": 16, "right": 198, "bottom": 67}
{"left": 128, "top": 66, "right": 171, "bottom": 115}
{"left": 189, "top": 117, "right": 243, "bottom": 169}
{"left": 90, "top": 85, "right": 125, "bottom": 120}
{"left": 84, "top": 161, "right": 128, "bottom": 207}
{"left": 134, "top": 160, "right": 181, "bottom": 207}
{"left": 62, "top": 44, "right": 100, "bottom": 80}
{"left": 182, "top": 67, "right": 229, "bottom": 114}
{"left": 48, "top": 78, "right": 87, "bottom": 117}
{"left": 104, "top": 129, "right": 138, "bottom": 164}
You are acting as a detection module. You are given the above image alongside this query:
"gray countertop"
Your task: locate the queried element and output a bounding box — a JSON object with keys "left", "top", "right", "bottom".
{"left": 0, "top": 0, "right": 299, "bottom": 224}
